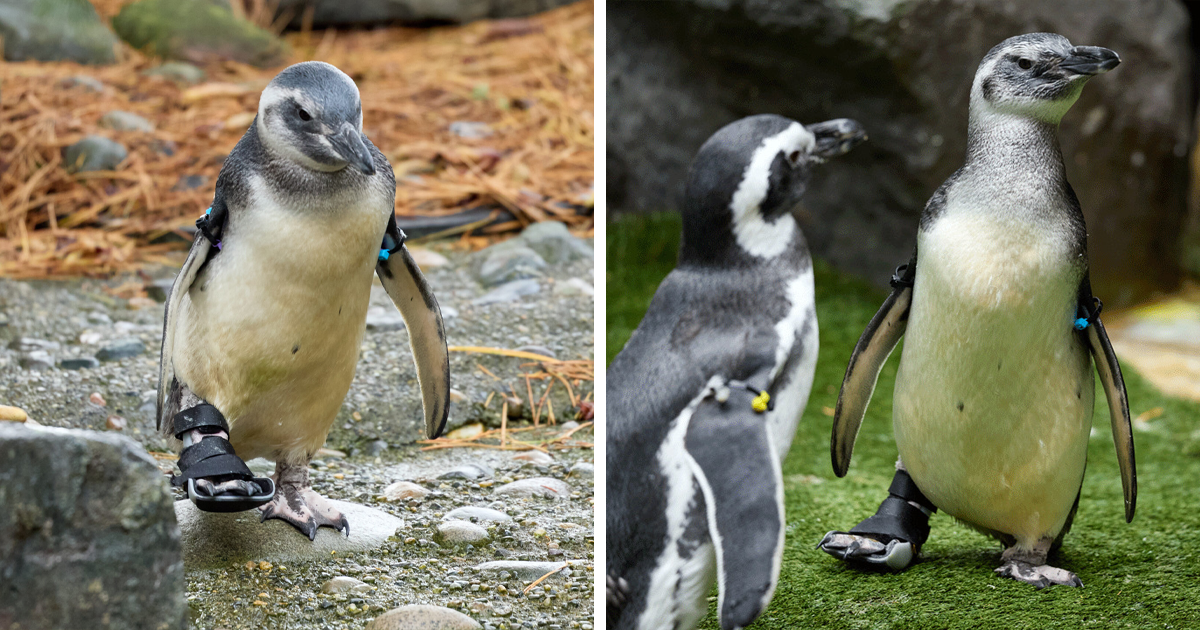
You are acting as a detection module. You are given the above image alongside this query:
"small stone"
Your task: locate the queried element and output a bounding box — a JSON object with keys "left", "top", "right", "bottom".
{"left": 9, "top": 337, "right": 60, "bottom": 352}
{"left": 106, "top": 415, "right": 127, "bottom": 430}
{"left": 512, "top": 450, "right": 554, "bottom": 465}
{"left": 475, "top": 561, "right": 568, "bottom": 581}
{"left": 472, "top": 279, "right": 540, "bottom": 306}
{"left": 321, "top": 576, "right": 371, "bottom": 595}
{"left": 493, "top": 477, "right": 570, "bottom": 500}
{"left": 518, "top": 221, "right": 592, "bottom": 264}
{"left": 568, "top": 462, "right": 594, "bottom": 482}
{"left": 383, "top": 481, "right": 429, "bottom": 502}
{"left": 145, "top": 278, "right": 175, "bottom": 302}
{"left": 87, "top": 311, "right": 112, "bottom": 325}
{"left": 127, "top": 297, "right": 157, "bottom": 310}
{"left": 0, "top": 406, "right": 28, "bottom": 422}
{"left": 90, "top": 392, "right": 106, "bottom": 406}
{"left": 96, "top": 337, "right": 146, "bottom": 361}
{"left": 366, "top": 605, "right": 481, "bottom": 630}
{"left": 552, "top": 278, "right": 594, "bottom": 297}
{"left": 100, "top": 111, "right": 156, "bottom": 132}
{"left": 60, "top": 76, "right": 106, "bottom": 92}
{"left": 439, "top": 463, "right": 493, "bottom": 481}
{"left": 443, "top": 507, "right": 512, "bottom": 523}
{"left": 449, "top": 121, "right": 493, "bottom": 139}
{"left": 20, "top": 351, "right": 54, "bottom": 370}
{"left": 504, "top": 396, "right": 524, "bottom": 417}
{"left": 559, "top": 421, "right": 580, "bottom": 430}
{"left": 473, "top": 247, "right": 546, "bottom": 288}
{"left": 516, "top": 345, "right": 556, "bottom": 359}
{"left": 366, "top": 440, "right": 388, "bottom": 457}
{"left": 142, "top": 61, "right": 206, "bottom": 83}
{"left": 409, "top": 247, "right": 451, "bottom": 269}
{"left": 446, "top": 423, "right": 484, "bottom": 440}
{"left": 63, "top": 136, "right": 128, "bottom": 173}
{"left": 366, "top": 306, "right": 406, "bottom": 331}
{"left": 172, "top": 174, "right": 208, "bottom": 191}
{"left": 449, "top": 388, "right": 468, "bottom": 403}
{"left": 79, "top": 331, "right": 103, "bottom": 345}
{"left": 434, "top": 520, "right": 490, "bottom": 546}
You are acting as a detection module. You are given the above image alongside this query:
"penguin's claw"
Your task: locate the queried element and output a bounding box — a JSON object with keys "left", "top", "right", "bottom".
{"left": 995, "top": 560, "right": 1082, "bottom": 589}
{"left": 259, "top": 486, "right": 349, "bottom": 541}
{"left": 193, "top": 477, "right": 260, "bottom": 498}
{"left": 818, "top": 531, "right": 914, "bottom": 571}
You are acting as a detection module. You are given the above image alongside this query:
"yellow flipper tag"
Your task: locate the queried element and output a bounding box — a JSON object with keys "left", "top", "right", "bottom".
{"left": 751, "top": 391, "right": 771, "bottom": 413}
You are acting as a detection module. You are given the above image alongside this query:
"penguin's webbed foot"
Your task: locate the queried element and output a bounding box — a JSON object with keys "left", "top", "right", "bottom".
{"left": 818, "top": 469, "right": 934, "bottom": 572}
{"left": 818, "top": 532, "right": 914, "bottom": 571}
{"left": 172, "top": 403, "right": 275, "bottom": 513}
{"left": 258, "top": 462, "right": 349, "bottom": 540}
{"left": 995, "top": 560, "right": 1082, "bottom": 589}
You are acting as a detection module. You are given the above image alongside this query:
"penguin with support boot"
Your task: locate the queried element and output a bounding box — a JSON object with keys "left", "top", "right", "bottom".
{"left": 158, "top": 61, "right": 450, "bottom": 539}
{"left": 817, "top": 33, "right": 1136, "bottom": 588}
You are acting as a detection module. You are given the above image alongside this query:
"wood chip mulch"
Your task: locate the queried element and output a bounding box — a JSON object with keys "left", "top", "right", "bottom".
{"left": 0, "top": 0, "right": 594, "bottom": 278}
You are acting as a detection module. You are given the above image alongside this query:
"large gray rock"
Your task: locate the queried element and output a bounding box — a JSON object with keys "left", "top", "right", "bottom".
{"left": 272, "top": 0, "right": 575, "bottom": 28}
{"left": 607, "top": 0, "right": 1194, "bottom": 306}
{"left": 62, "top": 136, "right": 127, "bottom": 173}
{"left": 0, "top": 0, "right": 118, "bottom": 64}
{"left": 176, "top": 499, "right": 403, "bottom": 569}
{"left": 112, "top": 0, "right": 288, "bottom": 68}
{"left": 0, "top": 424, "right": 185, "bottom": 630}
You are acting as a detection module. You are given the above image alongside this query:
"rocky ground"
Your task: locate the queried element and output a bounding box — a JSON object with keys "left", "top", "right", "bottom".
{"left": 0, "top": 223, "right": 595, "bottom": 630}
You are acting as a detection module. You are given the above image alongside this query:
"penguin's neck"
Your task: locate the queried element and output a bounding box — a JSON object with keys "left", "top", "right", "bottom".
{"left": 678, "top": 209, "right": 802, "bottom": 270}
{"left": 964, "top": 108, "right": 1065, "bottom": 181}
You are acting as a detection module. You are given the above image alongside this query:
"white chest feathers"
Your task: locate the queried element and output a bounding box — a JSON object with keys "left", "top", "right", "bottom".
{"left": 172, "top": 175, "right": 390, "bottom": 461}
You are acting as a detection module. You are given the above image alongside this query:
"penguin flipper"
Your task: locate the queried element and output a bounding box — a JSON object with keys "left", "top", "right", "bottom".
{"left": 1086, "top": 315, "right": 1136, "bottom": 523}
{"left": 376, "top": 215, "right": 451, "bottom": 439}
{"left": 157, "top": 198, "right": 226, "bottom": 433}
{"left": 831, "top": 261, "right": 915, "bottom": 477}
{"left": 683, "top": 381, "right": 783, "bottom": 630}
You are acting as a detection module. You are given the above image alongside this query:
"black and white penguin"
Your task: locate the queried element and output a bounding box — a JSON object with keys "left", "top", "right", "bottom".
{"left": 157, "top": 61, "right": 450, "bottom": 539}
{"left": 607, "top": 114, "right": 867, "bottom": 629}
{"left": 818, "top": 33, "right": 1136, "bottom": 588}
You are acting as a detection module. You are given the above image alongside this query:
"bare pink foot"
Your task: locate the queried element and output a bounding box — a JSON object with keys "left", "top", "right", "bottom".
{"left": 258, "top": 460, "right": 349, "bottom": 540}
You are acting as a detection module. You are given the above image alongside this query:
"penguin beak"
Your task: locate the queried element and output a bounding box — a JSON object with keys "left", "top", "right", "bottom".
{"left": 807, "top": 118, "right": 868, "bottom": 160}
{"left": 1060, "top": 46, "right": 1121, "bottom": 76}
{"left": 329, "top": 123, "right": 376, "bottom": 175}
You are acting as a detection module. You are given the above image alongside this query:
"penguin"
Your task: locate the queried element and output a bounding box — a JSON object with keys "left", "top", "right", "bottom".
{"left": 157, "top": 61, "right": 450, "bottom": 539}
{"left": 817, "top": 33, "right": 1136, "bottom": 588}
{"left": 607, "top": 114, "right": 867, "bottom": 630}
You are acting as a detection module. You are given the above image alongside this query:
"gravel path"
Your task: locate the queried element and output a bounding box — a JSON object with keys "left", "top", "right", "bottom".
{"left": 0, "top": 233, "right": 595, "bottom": 630}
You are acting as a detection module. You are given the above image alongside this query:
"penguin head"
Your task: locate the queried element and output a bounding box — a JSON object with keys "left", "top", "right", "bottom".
{"left": 681, "top": 114, "right": 866, "bottom": 264}
{"left": 256, "top": 61, "right": 376, "bottom": 175}
{"left": 972, "top": 33, "right": 1119, "bottom": 123}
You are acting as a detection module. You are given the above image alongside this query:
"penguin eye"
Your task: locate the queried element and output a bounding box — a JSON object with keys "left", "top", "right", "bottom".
{"left": 787, "top": 150, "right": 802, "bottom": 165}
{"left": 1017, "top": 58, "right": 1033, "bottom": 70}
{"left": 297, "top": 107, "right": 313, "bottom": 121}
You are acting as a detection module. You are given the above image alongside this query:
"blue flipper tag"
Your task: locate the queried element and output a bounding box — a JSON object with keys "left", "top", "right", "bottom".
{"left": 1074, "top": 317, "right": 1089, "bottom": 331}
{"left": 205, "top": 206, "right": 212, "bottom": 216}
{"left": 378, "top": 249, "right": 390, "bottom": 262}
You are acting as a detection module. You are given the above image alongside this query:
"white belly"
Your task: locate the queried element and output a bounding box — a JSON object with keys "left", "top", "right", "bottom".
{"left": 173, "top": 183, "right": 386, "bottom": 463}
{"left": 894, "top": 213, "right": 1093, "bottom": 546}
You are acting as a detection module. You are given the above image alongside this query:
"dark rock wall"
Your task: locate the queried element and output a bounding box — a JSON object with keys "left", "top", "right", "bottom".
{"left": 607, "top": 0, "right": 1194, "bottom": 305}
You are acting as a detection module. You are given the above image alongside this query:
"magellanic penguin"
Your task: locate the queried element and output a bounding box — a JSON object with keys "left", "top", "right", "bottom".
{"left": 607, "top": 114, "right": 867, "bottom": 630}
{"left": 818, "top": 33, "right": 1136, "bottom": 588}
{"left": 157, "top": 61, "right": 450, "bottom": 539}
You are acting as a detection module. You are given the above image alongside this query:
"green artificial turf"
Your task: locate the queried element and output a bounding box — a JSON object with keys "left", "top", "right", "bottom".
{"left": 607, "top": 212, "right": 1200, "bottom": 629}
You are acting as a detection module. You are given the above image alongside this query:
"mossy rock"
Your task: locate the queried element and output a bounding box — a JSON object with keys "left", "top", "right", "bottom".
{"left": 0, "top": 0, "right": 118, "bottom": 64}
{"left": 111, "top": 0, "right": 287, "bottom": 68}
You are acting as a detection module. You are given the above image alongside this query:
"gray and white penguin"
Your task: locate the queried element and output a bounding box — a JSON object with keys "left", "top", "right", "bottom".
{"left": 607, "top": 114, "right": 867, "bottom": 630}
{"left": 818, "top": 33, "right": 1136, "bottom": 588}
{"left": 157, "top": 61, "right": 450, "bottom": 538}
